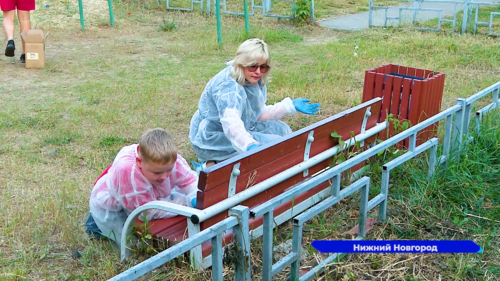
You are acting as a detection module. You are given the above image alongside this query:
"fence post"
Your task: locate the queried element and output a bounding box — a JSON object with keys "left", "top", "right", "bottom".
{"left": 215, "top": 0, "right": 222, "bottom": 46}
{"left": 78, "top": 0, "right": 85, "bottom": 30}
{"left": 262, "top": 210, "right": 274, "bottom": 281}
{"left": 290, "top": 220, "right": 303, "bottom": 280}
{"left": 428, "top": 140, "right": 438, "bottom": 179}
{"left": 452, "top": 98, "right": 467, "bottom": 152}
{"left": 310, "top": 0, "right": 316, "bottom": 23}
{"left": 229, "top": 206, "right": 251, "bottom": 281}
{"left": 461, "top": 0, "right": 470, "bottom": 34}
{"left": 368, "top": 0, "right": 373, "bottom": 27}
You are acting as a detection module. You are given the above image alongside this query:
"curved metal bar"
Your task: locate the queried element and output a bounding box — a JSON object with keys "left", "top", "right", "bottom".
{"left": 120, "top": 201, "right": 203, "bottom": 261}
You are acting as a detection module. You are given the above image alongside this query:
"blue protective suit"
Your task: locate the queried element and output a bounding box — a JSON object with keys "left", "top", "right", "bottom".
{"left": 189, "top": 64, "right": 296, "bottom": 162}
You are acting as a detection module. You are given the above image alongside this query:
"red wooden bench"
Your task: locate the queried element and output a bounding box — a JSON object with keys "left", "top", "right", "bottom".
{"left": 122, "top": 97, "right": 385, "bottom": 268}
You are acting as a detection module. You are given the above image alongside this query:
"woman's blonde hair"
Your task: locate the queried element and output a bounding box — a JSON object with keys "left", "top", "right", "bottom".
{"left": 230, "top": 38, "right": 271, "bottom": 86}
{"left": 138, "top": 128, "right": 177, "bottom": 164}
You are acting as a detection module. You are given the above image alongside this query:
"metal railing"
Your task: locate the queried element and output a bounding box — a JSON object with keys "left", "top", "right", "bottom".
{"left": 369, "top": 0, "right": 500, "bottom": 36}
{"left": 110, "top": 206, "right": 250, "bottom": 281}
{"left": 110, "top": 80, "right": 500, "bottom": 280}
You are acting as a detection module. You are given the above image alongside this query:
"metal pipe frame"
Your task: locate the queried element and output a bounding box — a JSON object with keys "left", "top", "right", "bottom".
{"left": 379, "top": 138, "right": 438, "bottom": 220}
{"left": 289, "top": 177, "right": 370, "bottom": 280}
{"left": 120, "top": 201, "right": 204, "bottom": 261}
{"left": 368, "top": 0, "right": 500, "bottom": 36}
{"left": 398, "top": 7, "right": 443, "bottom": 32}
{"left": 490, "top": 12, "right": 500, "bottom": 36}
{"left": 111, "top": 206, "right": 250, "bottom": 281}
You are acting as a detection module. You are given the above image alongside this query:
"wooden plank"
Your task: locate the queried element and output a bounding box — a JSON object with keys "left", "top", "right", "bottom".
{"left": 415, "top": 68, "right": 425, "bottom": 79}
{"left": 407, "top": 67, "right": 417, "bottom": 78}
{"left": 380, "top": 75, "right": 394, "bottom": 139}
{"left": 407, "top": 80, "right": 422, "bottom": 128}
{"left": 383, "top": 64, "right": 391, "bottom": 74}
{"left": 373, "top": 73, "right": 385, "bottom": 100}
{"left": 362, "top": 71, "right": 376, "bottom": 102}
{"left": 389, "top": 76, "right": 403, "bottom": 149}
{"left": 398, "top": 66, "right": 408, "bottom": 75}
{"left": 390, "top": 64, "right": 399, "bottom": 73}
{"left": 399, "top": 79, "right": 412, "bottom": 149}
{"left": 135, "top": 215, "right": 185, "bottom": 236}
{"left": 417, "top": 79, "right": 432, "bottom": 145}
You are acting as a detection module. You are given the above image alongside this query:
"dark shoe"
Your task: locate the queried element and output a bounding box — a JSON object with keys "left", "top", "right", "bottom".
{"left": 5, "top": 40, "right": 15, "bottom": 57}
{"left": 84, "top": 212, "right": 103, "bottom": 239}
{"left": 20, "top": 54, "right": 25, "bottom": 63}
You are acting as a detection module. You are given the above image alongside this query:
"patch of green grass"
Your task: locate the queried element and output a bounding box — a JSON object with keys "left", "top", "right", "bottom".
{"left": 42, "top": 132, "right": 81, "bottom": 146}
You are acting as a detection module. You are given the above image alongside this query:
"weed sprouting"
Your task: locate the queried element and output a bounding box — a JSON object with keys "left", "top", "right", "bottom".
{"left": 158, "top": 19, "right": 176, "bottom": 32}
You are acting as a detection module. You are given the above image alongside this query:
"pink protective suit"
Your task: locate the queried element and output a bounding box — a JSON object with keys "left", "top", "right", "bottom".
{"left": 89, "top": 144, "right": 198, "bottom": 244}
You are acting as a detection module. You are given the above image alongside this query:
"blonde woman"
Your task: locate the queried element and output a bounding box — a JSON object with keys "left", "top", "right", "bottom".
{"left": 189, "top": 38, "right": 320, "bottom": 171}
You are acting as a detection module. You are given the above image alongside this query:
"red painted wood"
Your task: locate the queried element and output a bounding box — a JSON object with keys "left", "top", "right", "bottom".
{"left": 390, "top": 76, "right": 404, "bottom": 149}
{"left": 390, "top": 64, "right": 399, "bottom": 73}
{"left": 408, "top": 80, "right": 422, "bottom": 128}
{"left": 416, "top": 79, "right": 430, "bottom": 145}
{"left": 363, "top": 71, "right": 376, "bottom": 102}
{"left": 415, "top": 68, "right": 425, "bottom": 79}
{"left": 407, "top": 67, "right": 417, "bottom": 77}
{"left": 398, "top": 66, "right": 408, "bottom": 75}
{"left": 383, "top": 64, "right": 391, "bottom": 74}
{"left": 399, "top": 79, "right": 412, "bottom": 148}
{"left": 373, "top": 73, "right": 385, "bottom": 100}
{"left": 380, "top": 75, "right": 394, "bottom": 140}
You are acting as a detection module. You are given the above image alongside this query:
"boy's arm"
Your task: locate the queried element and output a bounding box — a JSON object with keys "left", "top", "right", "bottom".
{"left": 171, "top": 154, "right": 199, "bottom": 197}
{"left": 113, "top": 160, "right": 196, "bottom": 221}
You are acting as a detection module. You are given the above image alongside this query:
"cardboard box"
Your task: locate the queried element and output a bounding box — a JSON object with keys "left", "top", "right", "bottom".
{"left": 20, "top": 30, "right": 47, "bottom": 69}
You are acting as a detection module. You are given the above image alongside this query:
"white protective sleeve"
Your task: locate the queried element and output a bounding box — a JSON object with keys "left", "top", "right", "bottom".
{"left": 139, "top": 183, "right": 198, "bottom": 221}
{"left": 257, "top": 97, "right": 297, "bottom": 121}
{"left": 220, "top": 108, "right": 258, "bottom": 152}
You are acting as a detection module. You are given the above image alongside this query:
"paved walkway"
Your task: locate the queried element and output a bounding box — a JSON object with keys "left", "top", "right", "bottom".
{"left": 318, "top": 0, "right": 500, "bottom": 31}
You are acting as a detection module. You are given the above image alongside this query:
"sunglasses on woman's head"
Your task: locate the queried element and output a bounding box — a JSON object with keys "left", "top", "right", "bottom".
{"left": 247, "top": 64, "right": 270, "bottom": 73}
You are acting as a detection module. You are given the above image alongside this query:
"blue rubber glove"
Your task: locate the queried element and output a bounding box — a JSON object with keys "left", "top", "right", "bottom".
{"left": 293, "top": 98, "right": 320, "bottom": 115}
{"left": 191, "top": 197, "right": 197, "bottom": 208}
{"left": 247, "top": 144, "right": 259, "bottom": 151}
{"left": 191, "top": 160, "right": 205, "bottom": 175}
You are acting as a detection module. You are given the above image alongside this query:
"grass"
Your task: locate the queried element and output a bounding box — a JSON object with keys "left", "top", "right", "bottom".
{"left": 0, "top": 0, "right": 499, "bottom": 279}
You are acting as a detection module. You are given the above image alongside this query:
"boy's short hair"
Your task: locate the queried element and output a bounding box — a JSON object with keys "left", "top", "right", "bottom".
{"left": 138, "top": 128, "right": 177, "bottom": 164}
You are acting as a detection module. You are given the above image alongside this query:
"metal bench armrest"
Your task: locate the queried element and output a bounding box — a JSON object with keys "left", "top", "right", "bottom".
{"left": 120, "top": 201, "right": 204, "bottom": 261}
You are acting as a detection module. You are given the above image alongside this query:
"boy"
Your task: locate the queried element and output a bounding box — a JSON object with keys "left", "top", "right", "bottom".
{"left": 85, "top": 128, "right": 199, "bottom": 245}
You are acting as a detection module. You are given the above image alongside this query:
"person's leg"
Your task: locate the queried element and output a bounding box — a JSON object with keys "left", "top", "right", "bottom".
{"left": 2, "top": 10, "right": 15, "bottom": 40}
{"left": 17, "top": 9, "right": 31, "bottom": 55}
{"left": 2, "top": 9, "right": 16, "bottom": 57}
{"left": 250, "top": 120, "right": 293, "bottom": 145}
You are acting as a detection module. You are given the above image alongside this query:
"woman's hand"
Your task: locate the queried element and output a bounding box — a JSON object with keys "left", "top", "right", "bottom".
{"left": 293, "top": 98, "right": 320, "bottom": 115}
